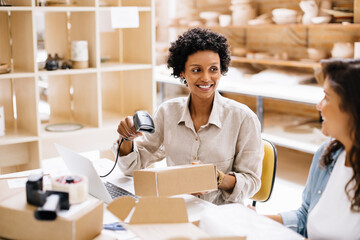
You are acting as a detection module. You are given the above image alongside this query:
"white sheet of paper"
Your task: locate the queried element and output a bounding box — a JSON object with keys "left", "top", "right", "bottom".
{"left": 129, "top": 223, "right": 209, "bottom": 239}
{"left": 111, "top": 7, "right": 139, "bottom": 29}
{"left": 99, "top": 11, "right": 114, "bottom": 32}
{"left": 7, "top": 175, "right": 51, "bottom": 189}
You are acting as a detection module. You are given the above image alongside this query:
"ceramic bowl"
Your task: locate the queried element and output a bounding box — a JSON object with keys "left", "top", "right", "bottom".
{"left": 311, "top": 16, "right": 331, "bottom": 24}
{"left": 331, "top": 42, "right": 354, "bottom": 58}
{"left": 307, "top": 48, "right": 327, "bottom": 61}
{"left": 272, "top": 8, "right": 298, "bottom": 18}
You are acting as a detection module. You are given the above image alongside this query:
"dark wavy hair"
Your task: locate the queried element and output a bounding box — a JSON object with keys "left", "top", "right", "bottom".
{"left": 320, "top": 58, "right": 360, "bottom": 212}
{"left": 167, "top": 27, "right": 231, "bottom": 84}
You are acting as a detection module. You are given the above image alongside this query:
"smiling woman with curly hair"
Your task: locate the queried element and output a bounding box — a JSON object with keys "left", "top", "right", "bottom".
{"left": 167, "top": 27, "right": 231, "bottom": 83}
{"left": 115, "top": 28, "right": 263, "bottom": 205}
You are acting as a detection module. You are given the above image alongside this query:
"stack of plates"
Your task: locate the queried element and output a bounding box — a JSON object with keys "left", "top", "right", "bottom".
{"left": 272, "top": 8, "right": 298, "bottom": 24}
{"left": 322, "top": 8, "right": 353, "bottom": 23}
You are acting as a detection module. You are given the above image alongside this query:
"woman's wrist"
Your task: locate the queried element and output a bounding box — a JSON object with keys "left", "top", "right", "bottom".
{"left": 217, "top": 169, "right": 225, "bottom": 186}
{"left": 119, "top": 139, "right": 134, "bottom": 156}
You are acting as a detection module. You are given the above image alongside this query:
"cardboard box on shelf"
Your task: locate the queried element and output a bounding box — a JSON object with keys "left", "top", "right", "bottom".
{"left": 107, "top": 196, "right": 211, "bottom": 240}
{"left": 0, "top": 177, "right": 103, "bottom": 240}
{"left": 133, "top": 164, "right": 217, "bottom": 197}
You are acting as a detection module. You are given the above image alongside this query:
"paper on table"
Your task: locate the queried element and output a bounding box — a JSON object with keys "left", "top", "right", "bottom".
{"left": 128, "top": 223, "right": 209, "bottom": 240}
{"left": 7, "top": 175, "right": 52, "bottom": 189}
{"left": 111, "top": 7, "right": 139, "bottom": 29}
{"left": 199, "top": 203, "right": 303, "bottom": 239}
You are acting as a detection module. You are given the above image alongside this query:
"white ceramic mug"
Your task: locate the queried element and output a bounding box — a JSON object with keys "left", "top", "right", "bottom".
{"left": 331, "top": 42, "right": 354, "bottom": 59}
{"left": 71, "top": 41, "right": 89, "bottom": 68}
{"left": 71, "top": 41, "right": 88, "bottom": 62}
{"left": 219, "top": 15, "right": 232, "bottom": 27}
{"left": 354, "top": 42, "right": 360, "bottom": 59}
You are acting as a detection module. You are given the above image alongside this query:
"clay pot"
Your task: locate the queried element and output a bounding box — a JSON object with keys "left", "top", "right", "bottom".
{"left": 331, "top": 42, "right": 354, "bottom": 58}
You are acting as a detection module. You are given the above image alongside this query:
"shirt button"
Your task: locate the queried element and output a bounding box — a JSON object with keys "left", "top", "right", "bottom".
{"left": 318, "top": 190, "right": 322, "bottom": 194}
{"left": 193, "top": 156, "right": 196, "bottom": 160}
{"left": 195, "top": 137, "right": 199, "bottom": 141}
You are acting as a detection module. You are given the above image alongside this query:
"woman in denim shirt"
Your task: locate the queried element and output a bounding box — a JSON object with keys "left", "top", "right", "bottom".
{"left": 267, "top": 59, "right": 360, "bottom": 239}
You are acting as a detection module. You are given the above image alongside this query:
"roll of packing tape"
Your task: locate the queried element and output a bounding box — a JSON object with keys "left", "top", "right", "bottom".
{"left": 52, "top": 175, "right": 88, "bottom": 204}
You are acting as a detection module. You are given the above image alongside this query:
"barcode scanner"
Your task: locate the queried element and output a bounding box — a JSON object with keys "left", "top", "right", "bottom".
{"left": 100, "top": 111, "right": 155, "bottom": 178}
{"left": 133, "top": 111, "right": 155, "bottom": 134}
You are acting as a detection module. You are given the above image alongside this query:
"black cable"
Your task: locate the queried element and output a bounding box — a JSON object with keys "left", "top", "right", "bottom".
{"left": 100, "top": 138, "right": 125, "bottom": 178}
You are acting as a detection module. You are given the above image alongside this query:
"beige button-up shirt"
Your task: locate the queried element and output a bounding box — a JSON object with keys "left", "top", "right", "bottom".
{"left": 118, "top": 91, "right": 263, "bottom": 205}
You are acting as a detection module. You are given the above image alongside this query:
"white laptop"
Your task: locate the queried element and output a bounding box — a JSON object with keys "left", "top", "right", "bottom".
{"left": 55, "top": 144, "right": 137, "bottom": 204}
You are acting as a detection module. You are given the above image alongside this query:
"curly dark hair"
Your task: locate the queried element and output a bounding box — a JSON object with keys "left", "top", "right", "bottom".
{"left": 320, "top": 58, "right": 360, "bottom": 212}
{"left": 167, "top": 28, "right": 231, "bottom": 84}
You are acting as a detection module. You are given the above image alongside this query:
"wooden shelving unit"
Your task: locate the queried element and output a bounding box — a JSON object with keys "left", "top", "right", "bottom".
{"left": 231, "top": 56, "right": 321, "bottom": 69}
{"left": 0, "top": 0, "right": 155, "bottom": 173}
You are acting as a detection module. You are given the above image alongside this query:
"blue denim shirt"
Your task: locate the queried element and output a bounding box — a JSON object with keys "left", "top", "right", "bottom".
{"left": 280, "top": 140, "right": 343, "bottom": 238}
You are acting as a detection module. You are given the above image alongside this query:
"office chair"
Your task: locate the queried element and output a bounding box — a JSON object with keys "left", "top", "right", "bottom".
{"left": 251, "top": 139, "right": 277, "bottom": 207}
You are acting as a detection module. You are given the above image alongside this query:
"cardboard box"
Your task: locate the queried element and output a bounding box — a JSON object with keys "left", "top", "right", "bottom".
{"left": 107, "top": 196, "right": 211, "bottom": 240}
{"left": 0, "top": 178, "right": 103, "bottom": 240}
{"left": 133, "top": 164, "right": 217, "bottom": 197}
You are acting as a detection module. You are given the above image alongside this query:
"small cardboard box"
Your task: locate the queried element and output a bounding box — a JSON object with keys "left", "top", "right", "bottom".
{"left": 133, "top": 164, "right": 217, "bottom": 197}
{"left": 0, "top": 178, "right": 103, "bottom": 240}
{"left": 107, "top": 196, "right": 211, "bottom": 240}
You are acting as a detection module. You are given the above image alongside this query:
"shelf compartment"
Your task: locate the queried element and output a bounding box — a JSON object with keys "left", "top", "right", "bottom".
{"left": 262, "top": 113, "right": 328, "bottom": 154}
{"left": 0, "top": 141, "right": 40, "bottom": 174}
{"left": 0, "top": 11, "right": 34, "bottom": 73}
{"left": 99, "top": 10, "right": 153, "bottom": 65}
{"left": 99, "top": 0, "right": 151, "bottom": 7}
{"left": 42, "top": 0, "right": 95, "bottom": 7}
{"left": 2, "top": 0, "right": 32, "bottom": 7}
{"left": 101, "top": 69, "right": 154, "bottom": 120}
{"left": 44, "top": 73, "right": 99, "bottom": 128}
{"left": 40, "top": 11, "right": 97, "bottom": 70}
{"left": 0, "top": 77, "right": 38, "bottom": 138}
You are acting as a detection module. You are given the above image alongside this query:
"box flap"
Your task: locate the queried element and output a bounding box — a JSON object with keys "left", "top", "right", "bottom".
{"left": 107, "top": 196, "right": 136, "bottom": 222}
{"left": 107, "top": 197, "right": 189, "bottom": 224}
{"left": 131, "top": 197, "right": 188, "bottom": 224}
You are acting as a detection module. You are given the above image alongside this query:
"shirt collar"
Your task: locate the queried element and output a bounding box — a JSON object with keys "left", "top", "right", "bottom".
{"left": 178, "top": 91, "right": 223, "bottom": 129}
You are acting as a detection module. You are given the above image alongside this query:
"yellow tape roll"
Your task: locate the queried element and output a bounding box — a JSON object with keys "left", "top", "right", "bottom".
{"left": 52, "top": 175, "right": 88, "bottom": 204}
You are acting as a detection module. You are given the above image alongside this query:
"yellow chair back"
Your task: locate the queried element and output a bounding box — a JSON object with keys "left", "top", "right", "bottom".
{"left": 251, "top": 139, "right": 277, "bottom": 205}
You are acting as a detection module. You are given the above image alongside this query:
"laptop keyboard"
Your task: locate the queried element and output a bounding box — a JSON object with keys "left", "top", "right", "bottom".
{"left": 104, "top": 181, "right": 137, "bottom": 199}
